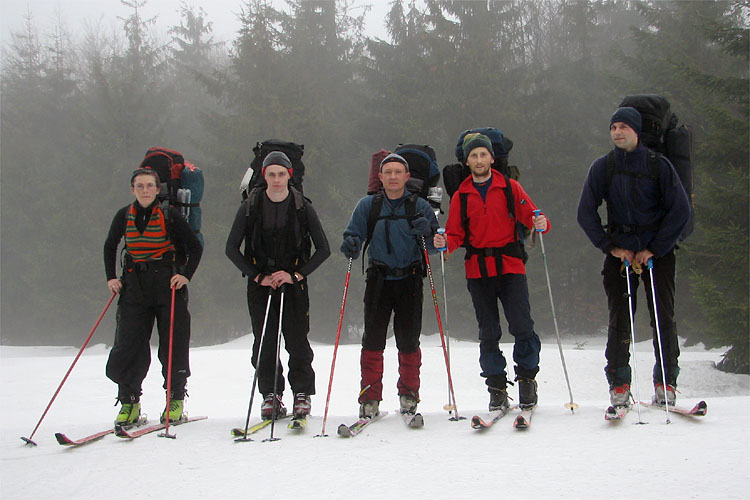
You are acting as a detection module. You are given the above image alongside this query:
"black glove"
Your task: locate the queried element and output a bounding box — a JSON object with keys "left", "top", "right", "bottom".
{"left": 409, "top": 216, "right": 432, "bottom": 237}
{"left": 340, "top": 235, "right": 361, "bottom": 260}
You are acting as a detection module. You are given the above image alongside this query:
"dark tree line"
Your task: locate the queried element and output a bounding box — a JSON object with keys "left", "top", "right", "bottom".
{"left": 1, "top": 0, "right": 747, "bottom": 373}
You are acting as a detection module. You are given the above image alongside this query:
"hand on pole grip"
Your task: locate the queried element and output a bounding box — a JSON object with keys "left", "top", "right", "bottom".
{"left": 647, "top": 257, "right": 654, "bottom": 270}
{"left": 436, "top": 228, "right": 447, "bottom": 252}
{"left": 532, "top": 209, "right": 547, "bottom": 233}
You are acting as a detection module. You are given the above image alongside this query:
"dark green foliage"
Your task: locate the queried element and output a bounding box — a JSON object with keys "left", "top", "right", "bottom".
{"left": 1, "top": 0, "right": 747, "bottom": 373}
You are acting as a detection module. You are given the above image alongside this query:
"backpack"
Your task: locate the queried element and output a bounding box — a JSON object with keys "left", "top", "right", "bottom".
{"left": 240, "top": 139, "right": 305, "bottom": 197}
{"left": 612, "top": 94, "right": 695, "bottom": 240}
{"left": 442, "top": 126, "right": 519, "bottom": 199}
{"left": 361, "top": 144, "right": 441, "bottom": 272}
{"left": 139, "top": 147, "right": 204, "bottom": 247}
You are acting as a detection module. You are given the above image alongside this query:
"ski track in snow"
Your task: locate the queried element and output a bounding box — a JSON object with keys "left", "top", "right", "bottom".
{"left": 1, "top": 334, "right": 748, "bottom": 500}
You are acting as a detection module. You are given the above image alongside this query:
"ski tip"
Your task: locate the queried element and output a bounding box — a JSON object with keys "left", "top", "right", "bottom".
{"left": 337, "top": 424, "right": 352, "bottom": 438}
{"left": 54, "top": 433, "right": 71, "bottom": 446}
{"left": 20, "top": 436, "right": 38, "bottom": 447}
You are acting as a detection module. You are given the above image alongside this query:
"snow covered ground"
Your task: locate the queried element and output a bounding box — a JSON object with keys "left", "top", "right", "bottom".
{"left": 1, "top": 333, "right": 748, "bottom": 500}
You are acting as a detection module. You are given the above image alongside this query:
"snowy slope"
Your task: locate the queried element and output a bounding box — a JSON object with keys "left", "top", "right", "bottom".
{"left": 1, "top": 334, "right": 748, "bottom": 500}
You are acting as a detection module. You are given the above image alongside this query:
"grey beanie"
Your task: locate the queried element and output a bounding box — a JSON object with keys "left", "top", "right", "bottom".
{"left": 262, "top": 151, "right": 293, "bottom": 172}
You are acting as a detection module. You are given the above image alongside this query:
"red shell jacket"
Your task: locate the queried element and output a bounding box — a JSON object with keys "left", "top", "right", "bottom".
{"left": 444, "top": 173, "right": 549, "bottom": 278}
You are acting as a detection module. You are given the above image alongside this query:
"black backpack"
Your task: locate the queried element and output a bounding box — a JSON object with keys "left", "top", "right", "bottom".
{"left": 240, "top": 139, "right": 305, "bottom": 197}
{"left": 442, "top": 127, "right": 519, "bottom": 199}
{"left": 612, "top": 94, "right": 695, "bottom": 240}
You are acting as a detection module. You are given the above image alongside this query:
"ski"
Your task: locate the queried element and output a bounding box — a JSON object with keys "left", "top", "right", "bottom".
{"left": 471, "top": 408, "right": 509, "bottom": 429}
{"left": 337, "top": 411, "right": 388, "bottom": 438}
{"left": 231, "top": 415, "right": 291, "bottom": 438}
{"left": 639, "top": 399, "right": 707, "bottom": 417}
{"left": 288, "top": 416, "right": 307, "bottom": 430}
{"left": 604, "top": 405, "right": 630, "bottom": 421}
{"left": 115, "top": 415, "right": 207, "bottom": 439}
{"left": 56, "top": 417, "right": 148, "bottom": 446}
{"left": 513, "top": 407, "right": 534, "bottom": 430}
{"left": 400, "top": 411, "right": 424, "bottom": 428}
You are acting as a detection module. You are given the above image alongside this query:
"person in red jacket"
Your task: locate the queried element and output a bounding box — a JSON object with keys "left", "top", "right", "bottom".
{"left": 434, "top": 133, "right": 549, "bottom": 413}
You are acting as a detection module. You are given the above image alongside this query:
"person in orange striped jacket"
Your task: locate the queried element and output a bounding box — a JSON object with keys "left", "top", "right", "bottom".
{"left": 103, "top": 168, "right": 203, "bottom": 428}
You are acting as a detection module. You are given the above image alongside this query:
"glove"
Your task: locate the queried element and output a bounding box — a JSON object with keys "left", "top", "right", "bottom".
{"left": 340, "top": 235, "right": 361, "bottom": 260}
{"left": 409, "top": 216, "right": 432, "bottom": 237}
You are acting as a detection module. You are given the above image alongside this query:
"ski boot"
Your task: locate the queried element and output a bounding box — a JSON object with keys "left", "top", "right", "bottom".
{"left": 293, "top": 393, "right": 311, "bottom": 417}
{"left": 115, "top": 401, "right": 141, "bottom": 427}
{"left": 261, "top": 394, "right": 287, "bottom": 420}
{"left": 359, "top": 400, "right": 380, "bottom": 419}
{"left": 399, "top": 394, "right": 418, "bottom": 415}
{"left": 609, "top": 383, "right": 632, "bottom": 408}
{"left": 518, "top": 377, "right": 538, "bottom": 410}
{"left": 161, "top": 400, "right": 184, "bottom": 423}
{"left": 654, "top": 383, "right": 676, "bottom": 406}
{"left": 488, "top": 387, "right": 510, "bottom": 413}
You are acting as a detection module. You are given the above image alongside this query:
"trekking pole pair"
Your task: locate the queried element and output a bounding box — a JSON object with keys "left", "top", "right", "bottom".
{"left": 236, "top": 285, "right": 286, "bottom": 442}
{"left": 22, "top": 293, "right": 118, "bottom": 446}
{"left": 316, "top": 258, "right": 353, "bottom": 437}
{"left": 532, "top": 210, "right": 578, "bottom": 413}
{"left": 623, "top": 257, "right": 672, "bottom": 424}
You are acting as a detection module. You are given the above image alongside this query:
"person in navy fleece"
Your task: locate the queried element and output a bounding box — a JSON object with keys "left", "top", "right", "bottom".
{"left": 577, "top": 106, "right": 690, "bottom": 408}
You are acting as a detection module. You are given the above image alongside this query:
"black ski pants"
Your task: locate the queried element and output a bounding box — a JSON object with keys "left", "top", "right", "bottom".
{"left": 106, "top": 263, "right": 191, "bottom": 402}
{"left": 602, "top": 250, "right": 680, "bottom": 388}
{"left": 247, "top": 280, "right": 315, "bottom": 396}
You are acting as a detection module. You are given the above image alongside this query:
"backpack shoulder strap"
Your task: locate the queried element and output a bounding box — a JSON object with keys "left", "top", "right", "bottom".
{"left": 459, "top": 192, "right": 470, "bottom": 248}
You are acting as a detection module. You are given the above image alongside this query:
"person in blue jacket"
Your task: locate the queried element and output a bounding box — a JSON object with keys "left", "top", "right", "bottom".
{"left": 577, "top": 107, "right": 691, "bottom": 409}
{"left": 341, "top": 153, "right": 438, "bottom": 419}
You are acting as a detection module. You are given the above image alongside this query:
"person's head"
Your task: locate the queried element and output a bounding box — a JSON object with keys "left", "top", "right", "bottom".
{"left": 609, "top": 107, "right": 641, "bottom": 152}
{"left": 262, "top": 151, "right": 293, "bottom": 194}
{"left": 462, "top": 133, "right": 494, "bottom": 182}
{"left": 378, "top": 153, "right": 410, "bottom": 198}
{"left": 130, "top": 168, "right": 161, "bottom": 208}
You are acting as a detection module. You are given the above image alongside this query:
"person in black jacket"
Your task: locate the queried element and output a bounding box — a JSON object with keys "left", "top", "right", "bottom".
{"left": 577, "top": 107, "right": 690, "bottom": 409}
{"left": 226, "top": 152, "right": 330, "bottom": 420}
{"left": 104, "top": 168, "right": 203, "bottom": 428}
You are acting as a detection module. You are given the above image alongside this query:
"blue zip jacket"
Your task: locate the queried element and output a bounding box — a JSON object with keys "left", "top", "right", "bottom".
{"left": 343, "top": 192, "right": 438, "bottom": 279}
{"left": 577, "top": 143, "right": 690, "bottom": 258}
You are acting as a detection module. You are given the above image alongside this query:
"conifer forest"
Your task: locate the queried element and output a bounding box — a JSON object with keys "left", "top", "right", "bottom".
{"left": 1, "top": 1, "right": 747, "bottom": 372}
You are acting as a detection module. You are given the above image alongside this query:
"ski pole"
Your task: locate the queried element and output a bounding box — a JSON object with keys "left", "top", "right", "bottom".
{"left": 533, "top": 210, "right": 577, "bottom": 413}
{"left": 316, "top": 258, "right": 353, "bottom": 438}
{"left": 647, "top": 258, "right": 671, "bottom": 424}
{"left": 159, "top": 286, "right": 178, "bottom": 439}
{"left": 435, "top": 228, "right": 456, "bottom": 415}
{"left": 624, "top": 260, "right": 646, "bottom": 424}
{"left": 420, "top": 235, "right": 463, "bottom": 421}
{"left": 235, "top": 290, "right": 274, "bottom": 442}
{"left": 21, "top": 293, "right": 117, "bottom": 446}
{"left": 264, "top": 286, "right": 285, "bottom": 442}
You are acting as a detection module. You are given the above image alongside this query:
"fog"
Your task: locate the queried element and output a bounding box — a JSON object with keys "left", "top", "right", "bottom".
{"left": 1, "top": 1, "right": 747, "bottom": 372}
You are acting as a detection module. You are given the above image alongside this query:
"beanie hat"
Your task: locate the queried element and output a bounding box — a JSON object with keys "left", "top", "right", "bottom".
{"left": 379, "top": 153, "right": 409, "bottom": 172}
{"left": 261, "top": 151, "right": 293, "bottom": 176}
{"left": 462, "top": 133, "right": 494, "bottom": 161}
{"left": 610, "top": 107, "right": 642, "bottom": 135}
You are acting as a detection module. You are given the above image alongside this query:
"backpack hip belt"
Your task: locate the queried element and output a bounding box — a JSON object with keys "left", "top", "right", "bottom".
{"left": 367, "top": 260, "right": 423, "bottom": 278}
{"left": 465, "top": 242, "right": 525, "bottom": 278}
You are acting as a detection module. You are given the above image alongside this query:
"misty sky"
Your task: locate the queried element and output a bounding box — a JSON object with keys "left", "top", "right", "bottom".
{"left": 0, "top": 0, "right": 394, "bottom": 43}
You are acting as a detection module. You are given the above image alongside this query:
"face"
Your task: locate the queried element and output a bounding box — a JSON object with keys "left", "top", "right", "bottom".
{"left": 130, "top": 173, "right": 159, "bottom": 207}
{"left": 466, "top": 147, "right": 494, "bottom": 181}
{"left": 263, "top": 165, "right": 291, "bottom": 193}
{"left": 610, "top": 122, "right": 639, "bottom": 152}
{"left": 378, "top": 162, "right": 410, "bottom": 196}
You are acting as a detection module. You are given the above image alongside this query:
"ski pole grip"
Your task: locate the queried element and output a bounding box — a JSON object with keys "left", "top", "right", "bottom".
{"left": 533, "top": 209, "right": 543, "bottom": 233}
{"left": 647, "top": 258, "right": 654, "bottom": 270}
{"left": 436, "top": 228, "right": 447, "bottom": 252}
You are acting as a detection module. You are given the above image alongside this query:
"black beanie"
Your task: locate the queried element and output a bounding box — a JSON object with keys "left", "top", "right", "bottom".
{"left": 610, "top": 107, "right": 642, "bottom": 135}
